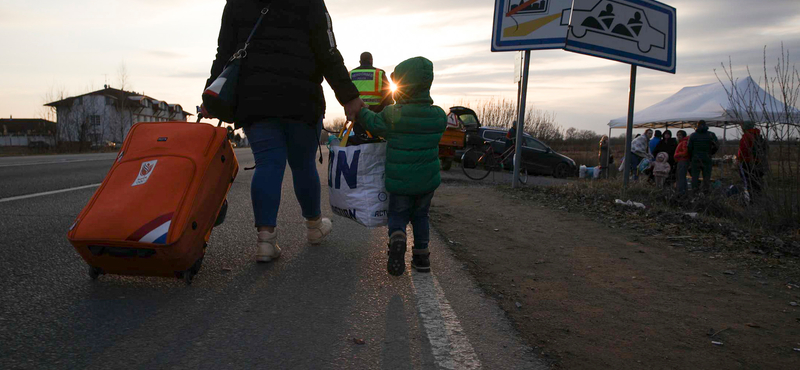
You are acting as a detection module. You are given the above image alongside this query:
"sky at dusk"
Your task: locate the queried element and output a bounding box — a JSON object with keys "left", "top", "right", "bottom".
{"left": 1, "top": 0, "right": 799, "bottom": 135}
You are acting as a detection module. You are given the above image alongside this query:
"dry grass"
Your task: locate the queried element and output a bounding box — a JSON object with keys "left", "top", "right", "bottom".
{"left": 549, "top": 162, "right": 799, "bottom": 234}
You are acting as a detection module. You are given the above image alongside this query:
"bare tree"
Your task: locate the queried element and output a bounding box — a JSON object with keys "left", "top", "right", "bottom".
{"left": 56, "top": 98, "right": 93, "bottom": 151}
{"left": 457, "top": 98, "right": 518, "bottom": 128}
{"left": 565, "top": 127, "right": 577, "bottom": 141}
{"left": 324, "top": 117, "right": 348, "bottom": 133}
{"left": 455, "top": 97, "right": 564, "bottom": 143}
{"left": 525, "top": 108, "right": 563, "bottom": 142}
{"left": 110, "top": 62, "right": 134, "bottom": 143}
{"left": 715, "top": 43, "right": 800, "bottom": 227}
{"left": 38, "top": 84, "right": 68, "bottom": 146}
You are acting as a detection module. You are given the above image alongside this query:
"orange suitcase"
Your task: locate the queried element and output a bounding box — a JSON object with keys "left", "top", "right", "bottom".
{"left": 67, "top": 121, "right": 239, "bottom": 284}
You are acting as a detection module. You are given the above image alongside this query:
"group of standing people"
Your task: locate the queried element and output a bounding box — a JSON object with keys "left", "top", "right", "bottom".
{"left": 202, "top": 0, "right": 446, "bottom": 276}
{"left": 601, "top": 121, "right": 716, "bottom": 193}
{"left": 624, "top": 121, "right": 719, "bottom": 195}
{"left": 602, "top": 119, "right": 766, "bottom": 199}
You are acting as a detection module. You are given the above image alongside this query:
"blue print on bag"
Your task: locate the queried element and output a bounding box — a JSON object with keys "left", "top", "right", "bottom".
{"left": 332, "top": 149, "right": 360, "bottom": 189}
{"left": 328, "top": 150, "right": 335, "bottom": 187}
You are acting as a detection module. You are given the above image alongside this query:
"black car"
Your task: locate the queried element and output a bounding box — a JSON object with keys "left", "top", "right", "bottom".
{"left": 467, "top": 127, "right": 576, "bottom": 178}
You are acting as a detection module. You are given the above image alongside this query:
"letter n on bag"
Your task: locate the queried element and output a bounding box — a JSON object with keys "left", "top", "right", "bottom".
{"left": 333, "top": 149, "right": 360, "bottom": 189}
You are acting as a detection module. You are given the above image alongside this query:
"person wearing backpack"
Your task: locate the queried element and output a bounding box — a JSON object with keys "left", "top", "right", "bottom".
{"left": 737, "top": 122, "right": 766, "bottom": 199}
{"left": 687, "top": 120, "right": 719, "bottom": 195}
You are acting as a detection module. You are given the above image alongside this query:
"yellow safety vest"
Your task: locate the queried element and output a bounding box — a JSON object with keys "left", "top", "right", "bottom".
{"left": 350, "top": 68, "right": 384, "bottom": 106}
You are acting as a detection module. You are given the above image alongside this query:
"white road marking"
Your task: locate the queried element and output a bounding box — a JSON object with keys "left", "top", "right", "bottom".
{"left": 0, "top": 183, "right": 101, "bottom": 203}
{"left": 412, "top": 271, "right": 482, "bottom": 370}
{"left": 0, "top": 158, "right": 110, "bottom": 168}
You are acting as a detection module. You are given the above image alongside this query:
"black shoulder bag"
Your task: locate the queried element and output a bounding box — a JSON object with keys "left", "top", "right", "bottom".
{"left": 203, "top": 5, "right": 270, "bottom": 123}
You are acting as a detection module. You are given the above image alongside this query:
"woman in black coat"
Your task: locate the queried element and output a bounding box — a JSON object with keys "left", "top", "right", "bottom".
{"left": 204, "top": 0, "right": 366, "bottom": 263}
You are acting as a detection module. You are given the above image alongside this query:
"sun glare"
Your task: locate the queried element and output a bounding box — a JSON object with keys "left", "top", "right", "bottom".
{"left": 390, "top": 81, "right": 398, "bottom": 92}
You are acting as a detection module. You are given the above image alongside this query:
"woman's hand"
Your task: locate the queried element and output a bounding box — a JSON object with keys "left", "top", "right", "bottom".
{"left": 199, "top": 104, "right": 215, "bottom": 119}
{"left": 343, "top": 98, "right": 367, "bottom": 121}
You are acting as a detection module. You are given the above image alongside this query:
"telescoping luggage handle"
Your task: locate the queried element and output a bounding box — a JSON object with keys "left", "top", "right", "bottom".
{"left": 196, "top": 111, "right": 224, "bottom": 127}
{"left": 197, "top": 111, "right": 236, "bottom": 142}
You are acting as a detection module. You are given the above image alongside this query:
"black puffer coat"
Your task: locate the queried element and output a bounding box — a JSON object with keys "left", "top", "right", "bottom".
{"left": 654, "top": 137, "right": 678, "bottom": 168}
{"left": 206, "top": 0, "right": 359, "bottom": 127}
{"left": 688, "top": 123, "right": 719, "bottom": 161}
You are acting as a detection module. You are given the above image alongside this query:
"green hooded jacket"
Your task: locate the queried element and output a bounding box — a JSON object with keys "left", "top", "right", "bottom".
{"left": 358, "top": 57, "right": 446, "bottom": 195}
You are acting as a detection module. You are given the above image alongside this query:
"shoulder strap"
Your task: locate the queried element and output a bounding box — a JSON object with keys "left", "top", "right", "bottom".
{"left": 229, "top": 5, "right": 271, "bottom": 61}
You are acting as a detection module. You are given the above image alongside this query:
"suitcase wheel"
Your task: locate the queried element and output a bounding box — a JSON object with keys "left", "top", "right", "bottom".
{"left": 88, "top": 266, "right": 104, "bottom": 280}
{"left": 179, "top": 256, "right": 204, "bottom": 286}
{"left": 214, "top": 199, "right": 228, "bottom": 227}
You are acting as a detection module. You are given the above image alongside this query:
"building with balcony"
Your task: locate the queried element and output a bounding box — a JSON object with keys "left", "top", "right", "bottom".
{"left": 45, "top": 86, "right": 192, "bottom": 145}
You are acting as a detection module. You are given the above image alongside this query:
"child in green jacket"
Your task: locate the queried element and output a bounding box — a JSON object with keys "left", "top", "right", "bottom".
{"left": 357, "top": 56, "right": 447, "bottom": 275}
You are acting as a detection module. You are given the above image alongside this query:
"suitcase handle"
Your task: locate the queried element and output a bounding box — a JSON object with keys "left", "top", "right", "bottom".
{"left": 196, "top": 112, "right": 224, "bottom": 127}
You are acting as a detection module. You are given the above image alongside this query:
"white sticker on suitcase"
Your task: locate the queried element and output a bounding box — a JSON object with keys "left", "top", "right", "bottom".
{"left": 132, "top": 160, "right": 158, "bottom": 187}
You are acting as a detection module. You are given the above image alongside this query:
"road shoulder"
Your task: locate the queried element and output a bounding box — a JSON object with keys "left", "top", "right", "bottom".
{"left": 430, "top": 182, "right": 800, "bottom": 369}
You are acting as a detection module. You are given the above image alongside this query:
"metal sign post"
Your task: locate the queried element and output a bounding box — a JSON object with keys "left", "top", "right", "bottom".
{"left": 561, "top": 0, "right": 675, "bottom": 188}
{"left": 621, "top": 64, "right": 637, "bottom": 188}
{"left": 513, "top": 50, "right": 531, "bottom": 188}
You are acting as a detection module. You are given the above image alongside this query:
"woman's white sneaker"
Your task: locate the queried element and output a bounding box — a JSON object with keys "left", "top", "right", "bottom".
{"left": 256, "top": 229, "right": 281, "bottom": 262}
{"left": 306, "top": 218, "right": 332, "bottom": 245}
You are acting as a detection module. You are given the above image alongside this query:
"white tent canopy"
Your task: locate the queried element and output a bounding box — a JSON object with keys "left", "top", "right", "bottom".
{"left": 608, "top": 76, "right": 799, "bottom": 129}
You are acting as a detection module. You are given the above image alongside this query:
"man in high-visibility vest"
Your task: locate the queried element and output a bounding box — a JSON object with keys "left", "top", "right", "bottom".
{"left": 349, "top": 52, "right": 392, "bottom": 112}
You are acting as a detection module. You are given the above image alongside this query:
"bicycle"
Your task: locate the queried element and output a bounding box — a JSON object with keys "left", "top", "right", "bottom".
{"left": 461, "top": 140, "right": 528, "bottom": 184}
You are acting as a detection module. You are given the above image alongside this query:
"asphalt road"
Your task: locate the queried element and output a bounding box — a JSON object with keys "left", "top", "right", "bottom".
{"left": 0, "top": 150, "right": 546, "bottom": 370}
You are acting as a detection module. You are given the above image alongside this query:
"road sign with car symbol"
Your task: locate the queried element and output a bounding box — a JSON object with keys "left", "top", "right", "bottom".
{"left": 564, "top": 0, "right": 676, "bottom": 73}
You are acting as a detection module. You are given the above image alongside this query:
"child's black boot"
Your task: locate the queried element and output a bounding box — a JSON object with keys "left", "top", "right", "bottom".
{"left": 411, "top": 249, "right": 430, "bottom": 273}
{"left": 387, "top": 231, "right": 407, "bottom": 276}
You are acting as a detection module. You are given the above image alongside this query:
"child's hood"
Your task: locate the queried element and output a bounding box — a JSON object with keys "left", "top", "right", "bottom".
{"left": 656, "top": 152, "right": 668, "bottom": 162}
{"left": 392, "top": 57, "right": 434, "bottom": 105}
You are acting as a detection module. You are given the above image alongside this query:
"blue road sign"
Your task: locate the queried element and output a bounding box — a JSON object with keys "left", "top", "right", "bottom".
{"left": 564, "top": 0, "right": 676, "bottom": 73}
{"left": 491, "top": 0, "right": 573, "bottom": 52}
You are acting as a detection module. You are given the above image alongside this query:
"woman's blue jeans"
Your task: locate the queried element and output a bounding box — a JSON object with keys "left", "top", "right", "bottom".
{"left": 243, "top": 118, "right": 322, "bottom": 228}
{"left": 629, "top": 153, "right": 642, "bottom": 180}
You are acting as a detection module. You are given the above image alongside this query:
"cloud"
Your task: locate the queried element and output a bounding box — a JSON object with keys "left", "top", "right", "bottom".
{"left": 166, "top": 72, "right": 207, "bottom": 79}
{"left": 145, "top": 50, "right": 186, "bottom": 59}
{"left": 4, "top": 0, "right": 800, "bottom": 135}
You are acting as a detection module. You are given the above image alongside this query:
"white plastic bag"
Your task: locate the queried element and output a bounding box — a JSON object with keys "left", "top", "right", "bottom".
{"left": 328, "top": 138, "right": 388, "bottom": 227}
{"left": 615, "top": 199, "right": 646, "bottom": 209}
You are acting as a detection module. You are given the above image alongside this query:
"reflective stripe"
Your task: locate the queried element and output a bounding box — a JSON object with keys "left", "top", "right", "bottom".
{"left": 325, "top": 12, "right": 335, "bottom": 47}
{"left": 350, "top": 68, "right": 384, "bottom": 106}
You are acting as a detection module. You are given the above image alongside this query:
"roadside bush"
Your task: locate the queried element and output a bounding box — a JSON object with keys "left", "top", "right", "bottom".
{"left": 513, "top": 179, "right": 798, "bottom": 256}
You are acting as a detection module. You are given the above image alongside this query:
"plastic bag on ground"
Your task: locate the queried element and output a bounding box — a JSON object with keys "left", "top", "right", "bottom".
{"left": 615, "top": 199, "right": 646, "bottom": 209}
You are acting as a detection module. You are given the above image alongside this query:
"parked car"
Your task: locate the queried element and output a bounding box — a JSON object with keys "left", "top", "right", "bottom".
{"left": 90, "top": 141, "right": 118, "bottom": 150}
{"left": 439, "top": 107, "right": 480, "bottom": 171}
{"left": 464, "top": 127, "right": 577, "bottom": 178}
